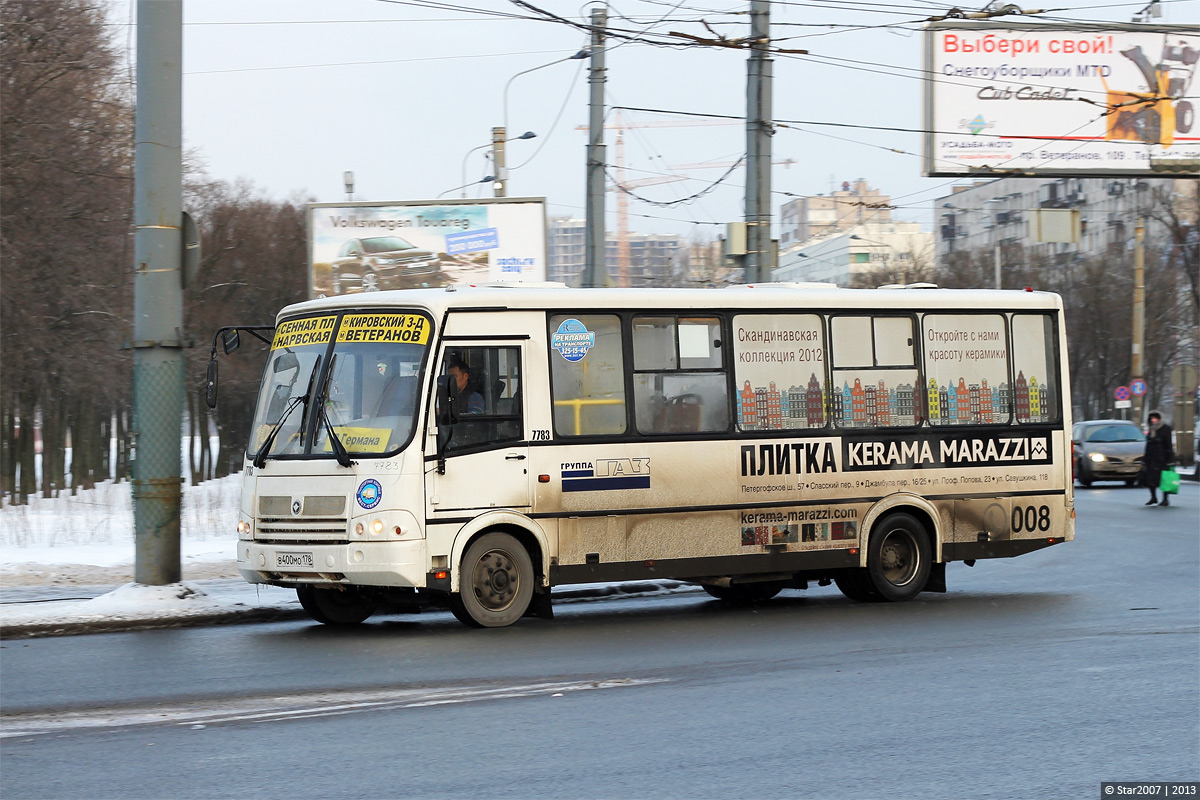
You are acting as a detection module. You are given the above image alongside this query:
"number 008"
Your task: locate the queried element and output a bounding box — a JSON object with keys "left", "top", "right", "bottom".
{"left": 1011, "top": 505, "right": 1051, "bottom": 533}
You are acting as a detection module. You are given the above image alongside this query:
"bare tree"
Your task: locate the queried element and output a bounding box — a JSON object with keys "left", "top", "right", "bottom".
{"left": 1, "top": 0, "right": 134, "bottom": 502}
{"left": 183, "top": 179, "right": 311, "bottom": 479}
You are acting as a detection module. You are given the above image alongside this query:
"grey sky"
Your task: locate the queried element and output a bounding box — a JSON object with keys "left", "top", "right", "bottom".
{"left": 116, "top": 0, "right": 1199, "bottom": 238}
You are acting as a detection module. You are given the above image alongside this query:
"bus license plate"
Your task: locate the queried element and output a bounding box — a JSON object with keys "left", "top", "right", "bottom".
{"left": 276, "top": 551, "right": 314, "bottom": 569}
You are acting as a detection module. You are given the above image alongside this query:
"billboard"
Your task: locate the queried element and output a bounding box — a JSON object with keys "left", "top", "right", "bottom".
{"left": 308, "top": 198, "right": 547, "bottom": 297}
{"left": 924, "top": 22, "right": 1200, "bottom": 177}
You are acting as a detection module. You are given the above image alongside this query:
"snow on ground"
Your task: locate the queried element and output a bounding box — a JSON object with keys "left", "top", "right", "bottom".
{"left": 0, "top": 579, "right": 302, "bottom": 630}
{"left": 1, "top": 474, "right": 241, "bottom": 587}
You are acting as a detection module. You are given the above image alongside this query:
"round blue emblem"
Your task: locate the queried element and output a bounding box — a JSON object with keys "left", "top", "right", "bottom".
{"left": 551, "top": 318, "right": 596, "bottom": 363}
{"left": 356, "top": 479, "right": 382, "bottom": 510}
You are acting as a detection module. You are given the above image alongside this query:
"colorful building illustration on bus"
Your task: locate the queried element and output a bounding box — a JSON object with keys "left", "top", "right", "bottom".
{"left": 737, "top": 370, "right": 1052, "bottom": 430}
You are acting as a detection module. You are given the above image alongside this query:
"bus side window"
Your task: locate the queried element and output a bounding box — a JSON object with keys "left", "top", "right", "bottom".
{"left": 549, "top": 314, "right": 627, "bottom": 437}
{"left": 631, "top": 316, "right": 728, "bottom": 435}
{"left": 829, "top": 315, "right": 920, "bottom": 429}
{"left": 923, "top": 313, "right": 1010, "bottom": 426}
{"left": 730, "top": 313, "right": 827, "bottom": 432}
{"left": 1011, "top": 314, "right": 1059, "bottom": 424}
{"left": 438, "top": 346, "right": 523, "bottom": 451}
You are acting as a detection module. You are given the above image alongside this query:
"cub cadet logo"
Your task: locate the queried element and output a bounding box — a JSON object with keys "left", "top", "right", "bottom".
{"left": 740, "top": 442, "right": 839, "bottom": 477}
{"left": 561, "top": 458, "right": 651, "bottom": 493}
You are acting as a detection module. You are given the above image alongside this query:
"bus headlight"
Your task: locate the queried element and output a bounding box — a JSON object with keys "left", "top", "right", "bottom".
{"left": 1089, "top": 453, "right": 1106, "bottom": 463}
{"left": 237, "top": 519, "right": 252, "bottom": 539}
{"left": 371, "top": 519, "right": 385, "bottom": 535}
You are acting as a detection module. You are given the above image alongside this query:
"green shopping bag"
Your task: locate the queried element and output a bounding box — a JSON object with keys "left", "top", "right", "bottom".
{"left": 1159, "top": 468, "right": 1180, "bottom": 495}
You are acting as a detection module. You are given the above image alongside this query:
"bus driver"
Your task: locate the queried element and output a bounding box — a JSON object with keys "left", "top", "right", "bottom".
{"left": 446, "top": 356, "right": 484, "bottom": 416}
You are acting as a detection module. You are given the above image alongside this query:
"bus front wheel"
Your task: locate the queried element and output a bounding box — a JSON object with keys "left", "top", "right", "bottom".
{"left": 296, "top": 585, "right": 376, "bottom": 625}
{"left": 449, "top": 532, "right": 535, "bottom": 628}
{"left": 865, "top": 513, "right": 931, "bottom": 602}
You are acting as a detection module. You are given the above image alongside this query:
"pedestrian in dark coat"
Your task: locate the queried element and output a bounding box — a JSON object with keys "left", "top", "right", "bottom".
{"left": 1142, "top": 410, "right": 1175, "bottom": 506}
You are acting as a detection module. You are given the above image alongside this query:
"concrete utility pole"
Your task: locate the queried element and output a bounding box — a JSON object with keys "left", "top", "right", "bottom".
{"left": 744, "top": 0, "right": 774, "bottom": 283}
{"left": 1131, "top": 217, "right": 1146, "bottom": 424}
{"left": 491, "top": 126, "right": 507, "bottom": 197}
{"left": 583, "top": 7, "right": 608, "bottom": 288}
{"left": 131, "top": 0, "right": 184, "bottom": 585}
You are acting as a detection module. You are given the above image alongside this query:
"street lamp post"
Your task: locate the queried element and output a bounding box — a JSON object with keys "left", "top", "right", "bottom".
{"left": 497, "top": 49, "right": 587, "bottom": 196}
{"left": 502, "top": 49, "right": 589, "bottom": 138}
{"left": 460, "top": 142, "right": 494, "bottom": 199}
{"left": 459, "top": 132, "right": 536, "bottom": 199}
{"left": 439, "top": 176, "right": 495, "bottom": 200}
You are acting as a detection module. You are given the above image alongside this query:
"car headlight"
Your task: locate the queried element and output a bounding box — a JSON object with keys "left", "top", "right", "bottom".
{"left": 376, "top": 258, "right": 398, "bottom": 265}
{"left": 1089, "top": 453, "right": 1106, "bottom": 462}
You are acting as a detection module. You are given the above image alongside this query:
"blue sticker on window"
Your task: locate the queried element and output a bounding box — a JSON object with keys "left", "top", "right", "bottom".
{"left": 552, "top": 318, "right": 596, "bottom": 363}
{"left": 356, "top": 479, "right": 382, "bottom": 510}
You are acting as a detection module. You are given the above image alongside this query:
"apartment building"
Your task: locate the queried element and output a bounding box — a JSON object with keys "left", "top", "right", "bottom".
{"left": 935, "top": 176, "right": 1188, "bottom": 267}
{"left": 778, "top": 179, "right": 894, "bottom": 249}
{"left": 546, "top": 217, "right": 683, "bottom": 286}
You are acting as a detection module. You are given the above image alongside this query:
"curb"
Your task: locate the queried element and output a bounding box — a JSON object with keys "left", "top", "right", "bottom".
{"left": 1, "top": 606, "right": 310, "bottom": 639}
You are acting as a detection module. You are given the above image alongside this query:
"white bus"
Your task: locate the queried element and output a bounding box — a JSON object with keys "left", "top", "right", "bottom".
{"left": 207, "top": 283, "right": 1074, "bottom": 628}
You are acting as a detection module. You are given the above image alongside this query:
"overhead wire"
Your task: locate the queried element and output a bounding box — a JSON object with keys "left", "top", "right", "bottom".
{"left": 184, "top": 47, "right": 579, "bottom": 76}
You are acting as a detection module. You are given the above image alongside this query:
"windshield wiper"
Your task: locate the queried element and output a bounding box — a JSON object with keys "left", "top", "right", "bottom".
{"left": 253, "top": 357, "right": 321, "bottom": 469}
{"left": 252, "top": 396, "right": 304, "bottom": 469}
{"left": 314, "top": 354, "right": 354, "bottom": 468}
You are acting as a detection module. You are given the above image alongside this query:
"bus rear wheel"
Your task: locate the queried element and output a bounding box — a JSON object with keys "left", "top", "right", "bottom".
{"left": 296, "top": 585, "right": 376, "bottom": 625}
{"left": 702, "top": 581, "right": 785, "bottom": 603}
{"left": 448, "top": 532, "right": 534, "bottom": 628}
{"left": 865, "top": 513, "right": 931, "bottom": 602}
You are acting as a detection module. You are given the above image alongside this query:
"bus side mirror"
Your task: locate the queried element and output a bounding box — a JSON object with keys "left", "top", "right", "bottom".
{"left": 221, "top": 328, "right": 241, "bottom": 355}
{"left": 205, "top": 358, "right": 219, "bottom": 409}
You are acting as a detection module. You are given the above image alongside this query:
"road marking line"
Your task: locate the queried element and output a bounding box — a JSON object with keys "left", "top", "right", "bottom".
{"left": 1, "top": 678, "right": 666, "bottom": 738}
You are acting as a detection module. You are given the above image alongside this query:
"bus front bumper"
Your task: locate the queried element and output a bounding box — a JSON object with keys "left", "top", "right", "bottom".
{"left": 237, "top": 539, "right": 427, "bottom": 589}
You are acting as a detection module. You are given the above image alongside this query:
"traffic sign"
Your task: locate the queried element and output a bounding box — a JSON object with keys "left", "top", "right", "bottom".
{"left": 1170, "top": 364, "right": 1198, "bottom": 393}
{"left": 1130, "top": 379, "right": 1148, "bottom": 396}
{"left": 1115, "top": 399, "right": 1132, "bottom": 409}
{"left": 1114, "top": 385, "right": 1131, "bottom": 401}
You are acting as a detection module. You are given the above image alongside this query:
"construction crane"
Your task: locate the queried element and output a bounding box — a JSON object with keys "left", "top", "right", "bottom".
{"left": 577, "top": 114, "right": 798, "bottom": 285}
{"left": 577, "top": 110, "right": 739, "bottom": 287}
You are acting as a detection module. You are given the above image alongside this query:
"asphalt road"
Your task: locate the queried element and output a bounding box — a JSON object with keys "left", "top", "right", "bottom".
{"left": 2, "top": 485, "right": 1196, "bottom": 800}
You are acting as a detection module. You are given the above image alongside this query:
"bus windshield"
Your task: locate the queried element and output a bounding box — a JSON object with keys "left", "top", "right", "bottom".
{"left": 248, "top": 311, "right": 431, "bottom": 459}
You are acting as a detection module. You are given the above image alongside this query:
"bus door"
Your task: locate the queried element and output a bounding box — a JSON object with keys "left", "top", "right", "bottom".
{"left": 426, "top": 339, "right": 530, "bottom": 515}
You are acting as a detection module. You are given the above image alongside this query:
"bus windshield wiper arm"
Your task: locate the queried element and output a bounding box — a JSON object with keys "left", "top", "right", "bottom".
{"left": 253, "top": 357, "right": 321, "bottom": 469}
{"left": 314, "top": 354, "right": 354, "bottom": 468}
{"left": 252, "top": 395, "right": 305, "bottom": 469}
{"left": 318, "top": 402, "right": 354, "bottom": 468}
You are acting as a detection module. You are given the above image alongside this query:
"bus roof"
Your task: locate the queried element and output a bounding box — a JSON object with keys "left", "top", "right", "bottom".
{"left": 277, "top": 283, "right": 1064, "bottom": 323}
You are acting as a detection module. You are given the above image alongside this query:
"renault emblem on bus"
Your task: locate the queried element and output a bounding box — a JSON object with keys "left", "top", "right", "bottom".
{"left": 291, "top": 500, "right": 301, "bottom": 516}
